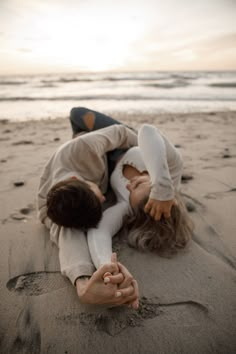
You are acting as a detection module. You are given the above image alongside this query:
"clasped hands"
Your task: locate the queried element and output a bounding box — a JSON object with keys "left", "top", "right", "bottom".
{"left": 76, "top": 253, "right": 139, "bottom": 309}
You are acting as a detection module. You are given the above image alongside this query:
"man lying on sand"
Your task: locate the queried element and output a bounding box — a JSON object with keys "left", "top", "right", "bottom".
{"left": 37, "top": 107, "right": 193, "bottom": 308}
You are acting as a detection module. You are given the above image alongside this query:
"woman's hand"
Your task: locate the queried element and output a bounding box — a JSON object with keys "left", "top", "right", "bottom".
{"left": 103, "top": 254, "right": 139, "bottom": 309}
{"left": 117, "top": 262, "right": 139, "bottom": 309}
{"left": 76, "top": 254, "right": 139, "bottom": 308}
{"left": 144, "top": 198, "right": 177, "bottom": 220}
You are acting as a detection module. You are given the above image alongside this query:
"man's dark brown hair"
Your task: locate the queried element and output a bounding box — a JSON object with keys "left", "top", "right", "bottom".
{"left": 46, "top": 179, "right": 102, "bottom": 229}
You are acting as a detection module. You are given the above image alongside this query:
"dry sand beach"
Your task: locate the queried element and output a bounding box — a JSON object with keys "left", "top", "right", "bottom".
{"left": 0, "top": 111, "right": 236, "bottom": 353}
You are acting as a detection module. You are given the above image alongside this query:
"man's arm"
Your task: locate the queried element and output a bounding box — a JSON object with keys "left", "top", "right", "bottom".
{"left": 49, "top": 223, "right": 95, "bottom": 285}
{"left": 77, "top": 124, "right": 137, "bottom": 156}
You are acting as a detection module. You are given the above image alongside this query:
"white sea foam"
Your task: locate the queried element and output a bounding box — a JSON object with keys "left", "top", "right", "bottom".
{"left": 0, "top": 71, "right": 235, "bottom": 121}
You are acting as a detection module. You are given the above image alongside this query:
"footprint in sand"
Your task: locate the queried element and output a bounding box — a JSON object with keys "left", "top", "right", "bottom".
{"left": 57, "top": 297, "right": 209, "bottom": 337}
{"left": 10, "top": 203, "right": 36, "bottom": 221}
{"left": 19, "top": 204, "right": 35, "bottom": 215}
{"left": 10, "top": 305, "right": 41, "bottom": 354}
{"left": 6, "top": 271, "right": 68, "bottom": 296}
{"left": 7, "top": 274, "right": 209, "bottom": 337}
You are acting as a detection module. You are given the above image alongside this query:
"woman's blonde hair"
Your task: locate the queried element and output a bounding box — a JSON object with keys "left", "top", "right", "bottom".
{"left": 125, "top": 193, "right": 193, "bottom": 255}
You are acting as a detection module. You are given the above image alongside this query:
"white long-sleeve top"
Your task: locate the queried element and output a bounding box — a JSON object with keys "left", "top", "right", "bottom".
{"left": 87, "top": 124, "right": 183, "bottom": 268}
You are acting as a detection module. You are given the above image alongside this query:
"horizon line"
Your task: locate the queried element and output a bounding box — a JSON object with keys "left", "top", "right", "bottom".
{"left": 1, "top": 69, "right": 236, "bottom": 77}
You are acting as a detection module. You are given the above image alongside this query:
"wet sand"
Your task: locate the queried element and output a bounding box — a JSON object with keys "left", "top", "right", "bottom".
{"left": 0, "top": 111, "right": 236, "bottom": 353}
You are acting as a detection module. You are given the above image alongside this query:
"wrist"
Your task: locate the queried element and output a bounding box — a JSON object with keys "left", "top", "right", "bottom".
{"left": 76, "top": 276, "right": 90, "bottom": 297}
{"left": 76, "top": 283, "right": 93, "bottom": 304}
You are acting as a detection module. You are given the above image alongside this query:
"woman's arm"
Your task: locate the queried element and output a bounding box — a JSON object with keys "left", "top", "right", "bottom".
{"left": 87, "top": 201, "right": 130, "bottom": 269}
{"left": 138, "top": 124, "right": 183, "bottom": 220}
{"left": 138, "top": 124, "right": 183, "bottom": 200}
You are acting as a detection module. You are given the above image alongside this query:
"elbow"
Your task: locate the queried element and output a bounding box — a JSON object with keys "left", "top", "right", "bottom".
{"left": 139, "top": 124, "right": 154, "bottom": 134}
{"left": 138, "top": 124, "right": 160, "bottom": 139}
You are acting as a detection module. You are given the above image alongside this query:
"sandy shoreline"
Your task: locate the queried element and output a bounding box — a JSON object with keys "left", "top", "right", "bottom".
{"left": 0, "top": 111, "right": 236, "bottom": 353}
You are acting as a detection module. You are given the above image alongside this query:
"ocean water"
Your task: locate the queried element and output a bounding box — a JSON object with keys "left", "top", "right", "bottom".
{"left": 0, "top": 71, "right": 236, "bottom": 122}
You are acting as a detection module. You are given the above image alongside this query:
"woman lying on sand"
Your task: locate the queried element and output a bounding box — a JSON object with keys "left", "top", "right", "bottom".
{"left": 68, "top": 108, "right": 193, "bottom": 292}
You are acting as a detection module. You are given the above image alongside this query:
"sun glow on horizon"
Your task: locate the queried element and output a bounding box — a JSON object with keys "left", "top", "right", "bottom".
{"left": 13, "top": 4, "right": 146, "bottom": 72}
{"left": 0, "top": 0, "right": 236, "bottom": 74}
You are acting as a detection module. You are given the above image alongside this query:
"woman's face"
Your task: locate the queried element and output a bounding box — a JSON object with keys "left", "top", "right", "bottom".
{"left": 127, "top": 175, "right": 151, "bottom": 209}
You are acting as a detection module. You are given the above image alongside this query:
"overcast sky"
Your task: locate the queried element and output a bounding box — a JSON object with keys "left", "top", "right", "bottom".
{"left": 0, "top": 0, "right": 236, "bottom": 74}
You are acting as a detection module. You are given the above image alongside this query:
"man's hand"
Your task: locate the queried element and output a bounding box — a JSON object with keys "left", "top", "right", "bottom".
{"left": 76, "top": 262, "right": 120, "bottom": 305}
{"left": 144, "top": 198, "right": 177, "bottom": 221}
{"left": 76, "top": 254, "right": 139, "bottom": 308}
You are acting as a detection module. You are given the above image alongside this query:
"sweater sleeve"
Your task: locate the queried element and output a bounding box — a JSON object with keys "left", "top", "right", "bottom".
{"left": 87, "top": 201, "right": 130, "bottom": 269}
{"left": 48, "top": 222, "right": 95, "bottom": 285}
{"left": 78, "top": 124, "right": 137, "bottom": 156}
{"left": 138, "top": 124, "right": 183, "bottom": 201}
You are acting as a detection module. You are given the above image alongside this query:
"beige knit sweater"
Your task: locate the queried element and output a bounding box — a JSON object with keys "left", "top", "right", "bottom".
{"left": 37, "top": 124, "right": 137, "bottom": 284}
